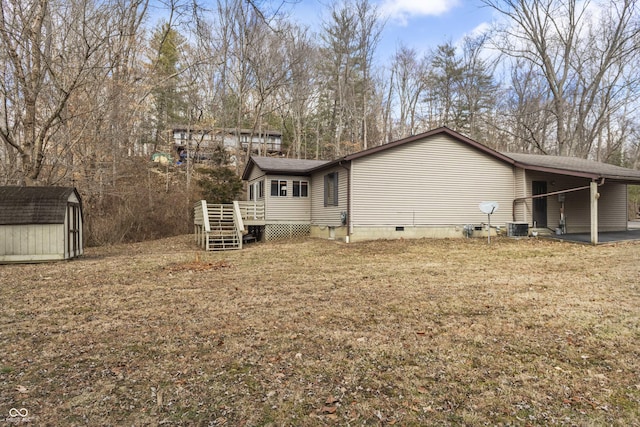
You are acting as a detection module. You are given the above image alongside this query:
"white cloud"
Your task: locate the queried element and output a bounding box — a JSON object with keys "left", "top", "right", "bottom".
{"left": 379, "top": 0, "right": 461, "bottom": 26}
{"left": 467, "top": 21, "right": 491, "bottom": 38}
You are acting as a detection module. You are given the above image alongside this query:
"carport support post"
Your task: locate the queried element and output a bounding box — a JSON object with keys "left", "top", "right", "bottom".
{"left": 590, "top": 180, "right": 598, "bottom": 245}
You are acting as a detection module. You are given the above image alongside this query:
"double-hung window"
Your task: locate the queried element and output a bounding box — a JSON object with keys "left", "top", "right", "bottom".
{"left": 324, "top": 172, "right": 338, "bottom": 206}
{"left": 292, "top": 180, "right": 308, "bottom": 198}
{"left": 270, "top": 180, "right": 287, "bottom": 197}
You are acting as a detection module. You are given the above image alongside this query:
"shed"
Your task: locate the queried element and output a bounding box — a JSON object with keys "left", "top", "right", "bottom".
{"left": 0, "top": 186, "right": 83, "bottom": 263}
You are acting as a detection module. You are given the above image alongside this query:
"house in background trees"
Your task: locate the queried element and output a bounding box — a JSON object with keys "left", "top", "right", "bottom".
{"left": 171, "top": 126, "right": 282, "bottom": 162}
{"left": 195, "top": 127, "right": 640, "bottom": 250}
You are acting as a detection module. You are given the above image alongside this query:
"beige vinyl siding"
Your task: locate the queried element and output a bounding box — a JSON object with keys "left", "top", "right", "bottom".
{"left": 0, "top": 224, "right": 63, "bottom": 257}
{"left": 598, "top": 183, "right": 627, "bottom": 231}
{"left": 264, "top": 174, "right": 312, "bottom": 222}
{"left": 556, "top": 182, "right": 627, "bottom": 232}
{"left": 248, "top": 166, "right": 264, "bottom": 182}
{"left": 526, "top": 172, "right": 588, "bottom": 230}
{"left": 350, "top": 135, "right": 514, "bottom": 227}
{"left": 310, "top": 166, "right": 348, "bottom": 227}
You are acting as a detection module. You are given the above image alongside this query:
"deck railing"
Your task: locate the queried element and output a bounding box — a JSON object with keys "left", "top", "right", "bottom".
{"left": 235, "top": 201, "right": 265, "bottom": 222}
{"left": 232, "top": 201, "right": 245, "bottom": 243}
{"left": 193, "top": 200, "right": 211, "bottom": 248}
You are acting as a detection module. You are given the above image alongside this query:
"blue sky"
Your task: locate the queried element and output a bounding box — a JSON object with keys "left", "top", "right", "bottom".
{"left": 283, "top": 0, "right": 496, "bottom": 61}
{"left": 148, "top": 0, "right": 496, "bottom": 62}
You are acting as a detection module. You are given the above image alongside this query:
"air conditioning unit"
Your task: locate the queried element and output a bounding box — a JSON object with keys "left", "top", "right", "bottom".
{"left": 507, "top": 222, "right": 529, "bottom": 237}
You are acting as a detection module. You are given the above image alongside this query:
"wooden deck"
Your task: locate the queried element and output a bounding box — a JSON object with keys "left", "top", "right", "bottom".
{"left": 235, "top": 201, "right": 265, "bottom": 226}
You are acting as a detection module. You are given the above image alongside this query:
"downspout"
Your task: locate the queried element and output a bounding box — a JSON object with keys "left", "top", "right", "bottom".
{"left": 339, "top": 160, "right": 351, "bottom": 242}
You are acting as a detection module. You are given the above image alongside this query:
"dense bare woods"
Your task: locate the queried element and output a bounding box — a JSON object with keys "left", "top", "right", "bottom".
{"left": 0, "top": 0, "right": 638, "bottom": 243}
{"left": 484, "top": 0, "right": 640, "bottom": 159}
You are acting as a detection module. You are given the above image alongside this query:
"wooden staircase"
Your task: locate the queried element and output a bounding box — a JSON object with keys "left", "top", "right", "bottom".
{"left": 207, "top": 204, "right": 241, "bottom": 250}
{"left": 194, "top": 201, "right": 244, "bottom": 251}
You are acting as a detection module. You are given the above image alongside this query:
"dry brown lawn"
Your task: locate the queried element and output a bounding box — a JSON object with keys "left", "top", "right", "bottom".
{"left": 1, "top": 235, "right": 639, "bottom": 426}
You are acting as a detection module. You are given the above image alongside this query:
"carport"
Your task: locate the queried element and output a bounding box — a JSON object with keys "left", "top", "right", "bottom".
{"left": 507, "top": 153, "right": 640, "bottom": 245}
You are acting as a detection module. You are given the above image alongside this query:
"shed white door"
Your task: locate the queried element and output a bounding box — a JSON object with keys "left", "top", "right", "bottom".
{"left": 67, "top": 204, "right": 82, "bottom": 258}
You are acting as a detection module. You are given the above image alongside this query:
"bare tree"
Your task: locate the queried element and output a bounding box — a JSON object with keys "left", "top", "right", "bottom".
{"left": 500, "top": 59, "right": 555, "bottom": 153}
{"left": 389, "top": 45, "right": 427, "bottom": 138}
{"left": 355, "top": 0, "right": 383, "bottom": 149}
{"left": 280, "top": 27, "right": 318, "bottom": 159}
{"left": 485, "top": 0, "right": 640, "bottom": 158}
{"left": 244, "top": 20, "right": 293, "bottom": 156}
{"left": 318, "top": 0, "right": 383, "bottom": 157}
{"left": 0, "top": 0, "right": 114, "bottom": 183}
{"left": 458, "top": 35, "right": 498, "bottom": 141}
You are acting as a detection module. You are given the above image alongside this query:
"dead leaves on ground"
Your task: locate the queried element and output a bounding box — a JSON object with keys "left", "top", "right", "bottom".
{"left": 314, "top": 395, "right": 340, "bottom": 421}
{"left": 165, "top": 259, "right": 233, "bottom": 273}
{"left": 2, "top": 235, "right": 640, "bottom": 425}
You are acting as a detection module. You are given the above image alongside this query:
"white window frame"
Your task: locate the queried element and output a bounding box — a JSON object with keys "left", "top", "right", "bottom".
{"left": 292, "top": 180, "right": 308, "bottom": 198}
{"left": 270, "top": 179, "right": 287, "bottom": 197}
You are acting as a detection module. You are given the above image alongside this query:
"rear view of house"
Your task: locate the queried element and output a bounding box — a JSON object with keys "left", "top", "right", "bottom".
{"left": 0, "top": 186, "right": 83, "bottom": 263}
{"left": 195, "top": 127, "right": 640, "bottom": 248}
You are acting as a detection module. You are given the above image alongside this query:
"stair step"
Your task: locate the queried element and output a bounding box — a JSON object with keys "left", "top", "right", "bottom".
{"left": 531, "top": 228, "right": 554, "bottom": 236}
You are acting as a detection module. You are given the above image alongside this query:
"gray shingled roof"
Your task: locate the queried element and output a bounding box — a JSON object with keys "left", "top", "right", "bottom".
{"left": 252, "top": 157, "right": 329, "bottom": 172}
{"left": 504, "top": 153, "right": 640, "bottom": 181}
{"left": 243, "top": 156, "right": 330, "bottom": 179}
{"left": 0, "top": 187, "right": 80, "bottom": 225}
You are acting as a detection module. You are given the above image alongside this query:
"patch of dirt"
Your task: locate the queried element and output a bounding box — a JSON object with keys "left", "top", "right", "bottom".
{"left": 165, "top": 260, "right": 233, "bottom": 273}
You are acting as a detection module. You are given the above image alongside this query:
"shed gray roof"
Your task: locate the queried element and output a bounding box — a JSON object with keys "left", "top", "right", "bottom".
{"left": 0, "top": 186, "right": 81, "bottom": 225}
{"left": 242, "top": 156, "right": 330, "bottom": 180}
{"left": 504, "top": 152, "right": 640, "bottom": 182}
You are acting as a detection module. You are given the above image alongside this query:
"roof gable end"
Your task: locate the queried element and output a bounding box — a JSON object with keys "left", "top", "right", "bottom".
{"left": 307, "top": 127, "right": 515, "bottom": 173}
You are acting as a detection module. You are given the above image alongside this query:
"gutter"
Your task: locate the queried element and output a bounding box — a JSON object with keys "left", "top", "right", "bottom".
{"left": 338, "top": 160, "right": 351, "bottom": 240}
